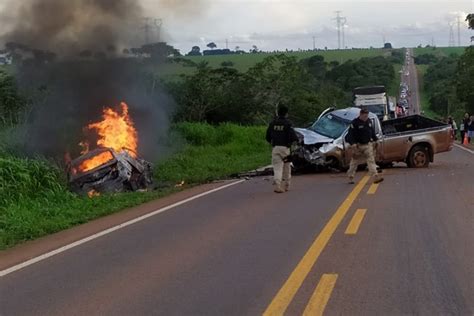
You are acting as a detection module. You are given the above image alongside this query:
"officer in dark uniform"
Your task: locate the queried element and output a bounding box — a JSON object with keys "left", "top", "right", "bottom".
{"left": 266, "top": 105, "right": 298, "bottom": 193}
{"left": 346, "top": 108, "right": 384, "bottom": 184}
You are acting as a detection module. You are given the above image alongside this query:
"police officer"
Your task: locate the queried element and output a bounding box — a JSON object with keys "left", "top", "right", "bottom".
{"left": 266, "top": 105, "right": 298, "bottom": 193}
{"left": 346, "top": 108, "right": 384, "bottom": 184}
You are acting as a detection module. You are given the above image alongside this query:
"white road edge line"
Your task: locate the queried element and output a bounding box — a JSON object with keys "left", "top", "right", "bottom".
{"left": 454, "top": 144, "right": 474, "bottom": 154}
{"left": 0, "top": 180, "right": 246, "bottom": 278}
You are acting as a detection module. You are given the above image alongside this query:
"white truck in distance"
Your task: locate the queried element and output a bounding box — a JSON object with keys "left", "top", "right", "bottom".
{"left": 353, "top": 86, "right": 389, "bottom": 120}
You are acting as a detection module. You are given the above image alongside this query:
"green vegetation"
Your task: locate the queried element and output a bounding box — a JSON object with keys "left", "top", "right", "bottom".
{"left": 388, "top": 64, "right": 402, "bottom": 97}
{"left": 413, "top": 47, "right": 466, "bottom": 58}
{"left": 417, "top": 65, "right": 438, "bottom": 119}
{"left": 0, "top": 123, "right": 269, "bottom": 249}
{"left": 416, "top": 47, "right": 474, "bottom": 121}
{"left": 156, "top": 123, "right": 269, "bottom": 183}
{"left": 169, "top": 53, "right": 399, "bottom": 126}
{"left": 185, "top": 49, "right": 389, "bottom": 72}
{"left": 0, "top": 69, "right": 26, "bottom": 127}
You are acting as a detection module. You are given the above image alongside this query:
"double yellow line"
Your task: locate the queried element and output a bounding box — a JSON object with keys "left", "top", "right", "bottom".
{"left": 263, "top": 175, "right": 370, "bottom": 316}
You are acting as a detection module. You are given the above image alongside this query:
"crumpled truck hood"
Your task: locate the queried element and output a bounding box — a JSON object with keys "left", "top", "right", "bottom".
{"left": 294, "top": 128, "right": 334, "bottom": 145}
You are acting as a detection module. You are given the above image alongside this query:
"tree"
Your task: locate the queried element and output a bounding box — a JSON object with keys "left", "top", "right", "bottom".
{"left": 0, "top": 69, "right": 26, "bottom": 127}
{"left": 383, "top": 43, "right": 393, "bottom": 49}
{"left": 207, "top": 42, "right": 217, "bottom": 50}
{"left": 221, "top": 61, "right": 234, "bottom": 67}
{"left": 187, "top": 46, "right": 201, "bottom": 56}
{"left": 456, "top": 47, "right": 474, "bottom": 113}
{"left": 235, "top": 46, "right": 240, "bottom": 51}
{"left": 251, "top": 45, "right": 259, "bottom": 53}
{"left": 301, "top": 55, "right": 327, "bottom": 80}
{"left": 140, "top": 42, "right": 181, "bottom": 60}
{"left": 414, "top": 53, "right": 438, "bottom": 65}
{"left": 466, "top": 14, "right": 474, "bottom": 29}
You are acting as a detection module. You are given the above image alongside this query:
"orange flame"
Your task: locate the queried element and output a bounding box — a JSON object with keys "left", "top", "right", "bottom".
{"left": 87, "top": 190, "right": 100, "bottom": 198}
{"left": 75, "top": 102, "right": 138, "bottom": 174}
{"left": 78, "top": 150, "right": 114, "bottom": 173}
{"left": 86, "top": 102, "right": 138, "bottom": 157}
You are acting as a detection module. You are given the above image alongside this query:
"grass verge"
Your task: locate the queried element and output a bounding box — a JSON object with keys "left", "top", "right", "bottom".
{"left": 0, "top": 123, "right": 270, "bottom": 250}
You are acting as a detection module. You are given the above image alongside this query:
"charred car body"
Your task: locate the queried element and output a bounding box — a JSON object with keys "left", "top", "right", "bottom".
{"left": 292, "top": 107, "right": 454, "bottom": 170}
{"left": 68, "top": 148, "right": 153, "bottom": 196}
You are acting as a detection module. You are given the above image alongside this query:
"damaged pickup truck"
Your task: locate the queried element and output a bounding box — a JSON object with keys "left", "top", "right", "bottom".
{"left": 67, "top": 148, "right": 154, "bottom": 196}
{"left": 292, "top": 107, "right": 454, "bottom": 170}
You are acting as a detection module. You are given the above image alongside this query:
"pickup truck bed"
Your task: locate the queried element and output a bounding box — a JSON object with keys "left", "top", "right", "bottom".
{"left": 379, "top": 115, "right": 454, "bottom": 168}
{"left": 382, "top": 115, "right": 446, "bottom": 135}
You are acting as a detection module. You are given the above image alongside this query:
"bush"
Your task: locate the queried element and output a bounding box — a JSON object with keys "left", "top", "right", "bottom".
{"left": 0, "top": 154, "right": 66, "bottom": 208}
{"left": 156, "top": 123, "right": 270, "bottom": 183}
{"left": 221, "top": 61, "right": 234, "bottom": 67}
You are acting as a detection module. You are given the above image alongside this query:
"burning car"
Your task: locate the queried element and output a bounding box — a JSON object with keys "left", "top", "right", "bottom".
{"left": 68, "top": 147, "right": 153, "bottom": 196}
{"left": 67, "top": 102, "right": 154, "bottom": 196}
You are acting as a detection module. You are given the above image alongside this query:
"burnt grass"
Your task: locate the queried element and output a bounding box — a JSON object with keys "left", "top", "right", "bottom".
{"left": 0, "top": 123, "right": 270, "bottom": 250}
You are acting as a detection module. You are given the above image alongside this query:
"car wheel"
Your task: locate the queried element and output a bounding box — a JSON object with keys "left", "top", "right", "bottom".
{"left": 408, "top": 145, "right": 430, "bottom": 168}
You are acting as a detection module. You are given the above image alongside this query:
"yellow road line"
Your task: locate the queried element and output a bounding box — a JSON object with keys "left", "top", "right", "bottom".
{"left": 345, "top": 209, "right": 367, "bottom": 235}
{"left": 263, "top": 176, "right": 370, "bottom": 316}
{"left": 367, "top": 183, "right": 379, "bottom": 195}
{"left": 303, "top": 274, "right": 338, "bottom": 316}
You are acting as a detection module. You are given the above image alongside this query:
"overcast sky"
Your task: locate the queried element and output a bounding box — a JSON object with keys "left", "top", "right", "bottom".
{"left": 143, "top": 0, "right": 474, "bottom": 53}
{"left": 0, "top": 0, "right": 472, "bottom": 53}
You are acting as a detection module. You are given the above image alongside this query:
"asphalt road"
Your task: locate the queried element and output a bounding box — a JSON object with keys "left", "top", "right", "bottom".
{"left": 1, "top": 146, "right": 473, "bottom": 315}
{"left": 400, "top": 48, "right": 421, "bottom": 116}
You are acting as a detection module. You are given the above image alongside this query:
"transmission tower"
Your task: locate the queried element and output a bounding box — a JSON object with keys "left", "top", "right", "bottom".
{"left": 448, "top": 22, "right": 455, "bottom": 47}
{"left": 333, "top": 11, "right": 347, "bottom": 49}
{"left": 142, "top": 17, "right": 163, "bottom": 44}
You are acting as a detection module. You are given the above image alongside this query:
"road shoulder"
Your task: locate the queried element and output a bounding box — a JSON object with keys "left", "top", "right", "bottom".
{"left": 0, "top": 180, "right": 242, "bottom": 272}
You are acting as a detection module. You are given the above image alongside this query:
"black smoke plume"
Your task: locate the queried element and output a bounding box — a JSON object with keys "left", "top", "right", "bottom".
{"left": 1, "top": 0, "right": 173, "bottom": 161}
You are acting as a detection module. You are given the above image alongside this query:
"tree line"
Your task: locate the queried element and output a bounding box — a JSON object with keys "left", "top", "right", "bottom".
{"left": 418, "top": 48, "right": 474, "bottom": 118}
{"left": 0, "top": 51, "right": 401, "bottom": 133}
{"left": 166, "top": 53, "right": 399, "bottom": 126}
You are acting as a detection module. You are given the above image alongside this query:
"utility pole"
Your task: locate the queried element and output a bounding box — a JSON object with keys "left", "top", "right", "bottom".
{"left": 333, "top": 11, "right": 347, "bottom": 49}
{"left": 456, "top": 15, "right": 462, "bottom": 46}
{"left": 341, "top": 18, "right": 347, "bottom": 49}
{"left": 449, "top": 22, "right": 455, "bottom": 47}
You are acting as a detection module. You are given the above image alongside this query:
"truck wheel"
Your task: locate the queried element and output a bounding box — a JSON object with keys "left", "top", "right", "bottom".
{"left": 408, "top": 145, "right": 430, "bottom": 168}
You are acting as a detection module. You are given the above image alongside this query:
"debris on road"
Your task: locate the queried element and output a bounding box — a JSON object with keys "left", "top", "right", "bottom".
{"left": 234, "top": 165, "right": 273, "bottom": 178}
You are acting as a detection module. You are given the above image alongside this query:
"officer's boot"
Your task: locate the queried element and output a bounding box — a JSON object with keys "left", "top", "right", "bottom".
{"left": 274, "top": 180, "right": 285, "bottom": 193}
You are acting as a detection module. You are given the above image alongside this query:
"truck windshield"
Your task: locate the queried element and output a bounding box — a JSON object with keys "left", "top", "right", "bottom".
{"left": 366, "top": 104, "right": 385, "bottom": 117}
{"left": 311, "top": 114, "right": 350, "bottom": 139}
